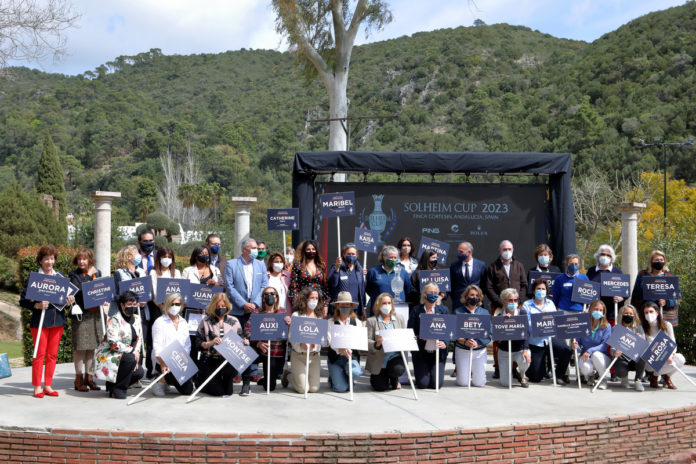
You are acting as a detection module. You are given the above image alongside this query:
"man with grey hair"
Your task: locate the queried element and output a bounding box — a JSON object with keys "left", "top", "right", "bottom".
{"left": 586, "top": 244, "right": 624, "bottom": 325}
{"left": 365, "top": 245, "right": 412, "bottom": 317}
{"left": 224, "top": 237, "right": 269, "bottom": 328}
{"left": 450, "top": 241, "right": 486, "bottom": 311}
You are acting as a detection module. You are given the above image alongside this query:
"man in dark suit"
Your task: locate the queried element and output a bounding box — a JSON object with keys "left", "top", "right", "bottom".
{"left": 137, "top": 228, "right": 157, "bottom": 379}
{"left": 205, "top": 233, "right": 226, "bottom": 283}
{"left": 449, "top": 242, "right": 486, "bottom": 310}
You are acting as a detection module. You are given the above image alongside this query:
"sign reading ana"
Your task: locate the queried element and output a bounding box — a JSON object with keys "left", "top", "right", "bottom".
{"left": 529, "top": 312, "right": 557, "bottom": 338}
{"left": 289, "top": 316, "right": 329, "bottom": 345}
{"left": 455, "top": 313, "right": 492, "bottom": 340}
{"left": 607, "top": 325, "right": 649, "bottom": 362}
{"left": 354, "top": 227, "right": 378, "bottom": 254}
{"left": 491, "top": 315, "right": 529, "bottom": 341}
{"left": 570, "top": 280, "right": 601, "bottom": 305}
{"left": 159, "top": 340, "right": 198, "bottom": 385}
{"left": 214, "top": 331, "right": 259, "bottom": 373}
{"left": 419, "top": 270, "right": 451, "bottom": 292}
{"left": 419, "top": 314, "right": 456, "bottom": 341}
{"left": 249, "top": 313, "right": 289, "bottom": 341}
{"left": 25, "top": 272, "right": 71, "bottom": 306}
{"left": 320, "top": 192, "right": 356, "bottom": 217}
{"left": 81, "top": 276, "right": 116, "bottom": 308}
{"left": 418, "top": 236, "right": 450, "bottom": 266}
{"left": 155, "top": 278, "right": 190, "bottom": 305}
{"left": 641, "top": 330, "right": 677, "bottom": 373}
{"left": 600, "top": 274, "right": 631, "bottom": 298}
{"left": 186, "top": 284, "right": 223, "bottom": 310}
{"left": 642, "top": 276, "right": 681, "bottom": 300}
{"left": 117, "top": 277, "right": 153, "bottom": 303}
{"left": 267, "top": 208, "right": 300, "bottom": 231}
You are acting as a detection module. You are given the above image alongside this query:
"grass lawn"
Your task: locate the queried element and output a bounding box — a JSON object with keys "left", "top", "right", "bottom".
{"left": 0, "top": 290, "right": 20, "bottom": 306}
{"left": 0, "top": 341, "right": 23, "bottom": 359}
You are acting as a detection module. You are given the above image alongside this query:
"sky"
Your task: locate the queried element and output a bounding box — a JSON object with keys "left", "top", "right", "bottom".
{"left": 14, "top": 0, "right": 688, "bottom": 76}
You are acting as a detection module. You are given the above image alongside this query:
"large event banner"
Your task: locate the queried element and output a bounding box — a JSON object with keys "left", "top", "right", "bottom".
{"left": 81, "top": 276, "right": 116, "bottom": 308}
{"left": 641, "top": 330, "right": 677, "bottom": 373}
{"left": 315, "top": 183, "right": 548, "bottom": 267}
{"left": 25, "top": 272, "right": 71, "bottom": 306}
{"left": 158, "top": 340, "right": 198, "bottom": 385}
{"left": 606, "top": 325, "right": 648, "bottom": 362}
{"left": 117, "top": 277, "right": 153, "bottom": 303}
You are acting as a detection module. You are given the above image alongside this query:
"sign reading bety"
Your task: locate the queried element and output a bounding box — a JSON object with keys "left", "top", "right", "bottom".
{"left": 419, "top": 314, "right": 456, "bottom": 341}
{"left": 81, "top": 276, "right": 116, "bottom": 308}
{"left": 321, "top": 192, "right": 356, "bottom": 217}
{"left": 25, "top": 272, "right": 71, "bottom": 306}
{"left": 289, "top": 316, "right": 329, "bottom": 345}
{"left": 455, "top": 313, "right": 492, "bottom": 340}
{"left": 117, "top": 276, "right": 153, "bottom": 303}
{"left": 570, "top": 280, "right": 601, "bottom": 305}
{"left": 267, "top": 208, "right": 300, "bottom": 231}
{"left": 155, "top": 278, "right": 190, "bottom": 305}
{"left": 186, "top": 284, "right": 223, "bottom": 310}
{"left": 354, "top": 227, "right": 378, "bottom": 254}
{"left": 250, "top": 313, "right": 289, "bottom": 341}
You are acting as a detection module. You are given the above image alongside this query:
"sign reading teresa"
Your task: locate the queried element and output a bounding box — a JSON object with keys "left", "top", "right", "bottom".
{"left": 214, "top": 331, "right": 259, "bottom": 373}
{"left": 354, "top": 227, "right": 378, "bottom": 254}
{"left": 320, "top": 192, "right": 355, "bottom": 217}
{"left": 455, "top": 313, "right": 492, "bottom": 340}
{"left": 491, "top": 315, "right": 529, "bottom": 341}
{"left": 530, "top": 312, "right": 557, "bottom": 338}
{"left": 641, "top": 330, "right": 677, "bottom": 373}
{"left": 419, "top": 314, "right": 456, "bottom": 341}
{"left": 187, "top": 284, "right": 223, "bottom": 310}
{"left": 642, "top": 276, "right": 681, "bottom": 300}
{"left": 117, "top": 276, "right": 153, "bottom": 303}
{"left": 419, "top": 270, "right": 451, "bottom": 292}
{"left": 607, "top": 325, "right": 648, "bottom": 362}
{"left": 267, "top": 208, "right": 300, "bottom": 231}
{"left": 25, "top": 272, "right": 71, "bottom": 305}
{"left": 250, "top": 313, "right": 288, "bottom": 341}
{"left": 554, "top": 313, "right": 591, "bottom": 339}
{"left": 570, "top": 280, "right": 601, "bottom": 305}
{"left": 81, "top": 277, "right": 116, "bottom": 308}
{"left": 289, "top": 316, "right": 329, "bottom": 346}
{"left": 159, "top": 340, "right": 198, "bottom": 385}
{"left": 600, "top": 274, "right": 631, "bottom": 299}
{"left": 155, "top": 278, "right": 190, "bottom": 305}
{"left": 418, "top": 236, "right": 450, "bottom": 266}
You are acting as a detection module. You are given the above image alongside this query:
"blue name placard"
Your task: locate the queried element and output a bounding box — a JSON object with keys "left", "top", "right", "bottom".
{"left": 81, "top": 277, "right": 116, "bottom": 308}
{"left": 570, "top": 280, "right": 601, "bottom": 305}
{"left": 289, "top": 316, "right": 329, "bottom": 345}
{"left": 185, "top": 309, "right": 203, "bottom": 335}
{"left": 455, "top": 313, "right": 492, "bottom": 340}
{"left": 529, "top": 312, "right": 557, "bottom": 338}
{"left": 250, "top": 313, "right": 289, "bottom": 341}
{"left": 214, "top": 331, "right": 259, "bottom": 373}
{"left": 418, "top": 236, "right": 450, "bottom": 267}
{"left": 527, "top": 271, "right": 561, "bottom": 296}
{"left": 117, "top": 276, "right": 153, "bottom": 303}
{"left": 155, "top": 278, "right": 190, "bottom": 305}
{"left": 642, "top": 276, "right": 681, "bottom": 300}
{"left": 641, "top": 330, "right": 677, "bottom": 373}
{"left": 554, "top": 312, "right": 592, "bottom": 339}
{"left": 419, "top": 269, "right": 451, "bottom": 292}
{"left": 25, "top": 272, "right": 71, "bottom": 306}
{"left": 267, "top": 208, "right": 300, "bottom": 231}
{"left": 607, "top": 325, "right": 649, "bottom": 362}
{"left": 158, "top": 340, "right": 198, "bottom": 385}
{"left": 600, "top": 274, "right": 631, "bottom": 298}
{"left": 354, "top": 228, "right": 378, "bottom": 254}
{"left": 320, "top": 192, "right": 356, "bottom": 217}
{"left": 187, "top": 284, "right": 223, "bottom": 310}
{"left": 419, "top": 314, "right": 456, "bottom": 341}
{"left": 491, "top": 315, "right": 529, "bottom": 341}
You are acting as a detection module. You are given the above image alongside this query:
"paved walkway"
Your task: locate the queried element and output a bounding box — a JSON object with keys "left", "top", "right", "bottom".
{"left": 1, "top": 360, "right": 695, "bottom": 434}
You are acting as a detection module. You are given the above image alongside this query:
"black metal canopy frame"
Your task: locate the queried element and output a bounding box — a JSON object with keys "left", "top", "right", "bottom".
{"left": 292, "top": 151, "right": 576, "bottom": 266}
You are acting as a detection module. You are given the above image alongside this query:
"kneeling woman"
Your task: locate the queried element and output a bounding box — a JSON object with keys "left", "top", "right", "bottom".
{"left": 327, "top": 291, "right": 363, "bottom": 392}
{"left": 453, "top": 284, "right": 491, "bottom": 387}
{"left": 151, "top": 293, "right": 194, "bottom": 396}
{"left": 288, "top": 287, "right": 325, "bottom": 394}
{"left": 572, "top": 300, "right": 611, "bottom": 389}
{"left": 642, "top": 301, "right": 686, "bottom": 389}
{"left": 94, "top": 291, "right": 144, "bottom": 399}
{"left": 366, "top": 293, "right": 406, "bottom": 391}
{"left": 196, "top": 293, "right": 253, "bottom": 396}
{"left": 408, "top": 282, "right": 448, "bottom": 389}
{"left": 612, "top": 305, "right": 645, "bottom": 391}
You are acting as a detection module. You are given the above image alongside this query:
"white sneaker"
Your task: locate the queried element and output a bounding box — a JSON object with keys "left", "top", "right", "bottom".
{"left": 151, "top": 381, "right": 165, "bottom": 397}
{"left": 130, "top": 380, "right": 143, "bottom": 389}
{"left": 635, "top": 380, "right": 645, "bottom": 392}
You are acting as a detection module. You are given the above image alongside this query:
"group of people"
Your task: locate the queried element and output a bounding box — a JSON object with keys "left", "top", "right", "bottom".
{"left": 20, "top": 233, "right": 684, "bottom": 399}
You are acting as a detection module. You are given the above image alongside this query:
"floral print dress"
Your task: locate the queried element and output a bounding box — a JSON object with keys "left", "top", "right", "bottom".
{"left": 94, "top": 312, "right": 143, "bottom": 383}
{"left": 288, "top": 262, "right": 329, "bottom": 304}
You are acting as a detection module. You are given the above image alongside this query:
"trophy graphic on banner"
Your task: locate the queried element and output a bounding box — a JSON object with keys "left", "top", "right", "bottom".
{"left": 391, "top": 265, "right": 404, "bottom": 303}
{"left": 368, "top": 194, "right": 388, "bottom": 246}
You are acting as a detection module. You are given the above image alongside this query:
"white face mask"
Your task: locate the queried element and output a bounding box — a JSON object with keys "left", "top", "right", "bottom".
{"left": 285, "top": 254, "right": 294, "bottom": 263}
{"left": 645, "top": 312, "right": 658, "bottom": 324}
{"left": 307, "top": 299, "right": 318, "bottom": 310}
{"left": 168, "top": 304, "right": 181, "bottom": 316}
{"left": 272, "top": 262, "right": 284, "bottom": 273}
{"left": 501, "top": 250, "right": 513, "bottom": 261}
{"left": 380, "top": 304, "right": 392, "bottom": 315}
{"left": 160, "top": 257, "right": 172, "bottom": 268}
{"left": 598, "top": 255, "right": 611, "bottom": 266}
{"left": 401, "top": 246, "right": 411, "bottom": 254}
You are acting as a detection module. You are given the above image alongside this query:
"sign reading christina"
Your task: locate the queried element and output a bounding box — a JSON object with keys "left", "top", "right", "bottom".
{"left": 186, "top": 284, "right": 223, "bottom": 310}
{"left": 455, "top": 313, "right": 492, "bottom": 340}
{"left": 155, "top": 278, "right": 190, "bottom": 305}
{"left": 25, "top": 272, "right": 71, "bottom": 305}
{"left": 419, "top": 270, "right": 451, "bottom": 292}
{"left": 491, "top": 315, "right": 529, "bottom": 341}
{"left": 418, "top": 236, "right": 450, "bottom": 266}
{"left": 267, "top": 208, "right": 300, "bottom": 231}
{"left": 354, "top": 227, "right": 378, "bottom": 254}
{"left": 642, "top": 276, "right": 681, "bottom": 300}
{"left": 570, "top": 280, "right": 601, "bottom": 305}
{"left": 600, "top": 274, "right": 631, "bottom": 298}
{"left": 320, "top": 192, "right": 355, "bottom": 217}
{"left": 250, "top": 313, "right": 288, "bottom": 341}
{"left": 81, "top": 276, "right": 116, "bottom": 308}
{"left": 419, "top": 314, "right": 456, "bottom": 341}
{"left": 289, "top": 316, "right": 329, "bottom": 345}
{"left": 554, "top": 313, "right": 592, "bottom": 339}
{"left": 214, "top": 331, "right": 259, "bottom": 373}
{"left": 117, "top": 276, "right": 153, "bottom": 303}
{"left": 158, "top": 340, "right": 198, "bottom": 385}
{"left": 529, "top": 312, "right": 557, "bottom": 338}
{"left": 607, "top": 325, "right": 649, "bottom": 361}
{"left": 641, "top": 330, "right": 677, "bottom": 373}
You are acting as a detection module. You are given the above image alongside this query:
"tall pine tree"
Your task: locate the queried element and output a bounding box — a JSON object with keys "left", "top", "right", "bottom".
{"left": 36, "top": 133, "right": 68, "bottom": 243}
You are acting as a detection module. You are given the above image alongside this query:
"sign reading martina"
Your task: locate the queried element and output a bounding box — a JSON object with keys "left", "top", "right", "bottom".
{"left": 186, "top": 284, "right": 223, "bottom": 310}
{"left": 320, "top": 192, "right": 355, "bottom": 217}
{"left": 289, "top": 316, "right": 329, "bottom": 346}
{"left": 600, "top": 274, "right": 631, "bottom": 299}
{"left": 570, "top": 280, "right": 601, "bottom": 305}
{"left": 25, "top": 272, "right": 71, "bottom": 306}
{"left": 418, "top": 236, "right": 450, "bottom": 266}
{"left": 249, "top": 313, "right": 289, "bottom": 341}
{"left": 81, "top": 276, "right": 116, "bottom": 308}
{"left": 354, "top": 227, "right": 378, "bottom": 254}
{"left": 267, "top": 208, "right": 300, "bottom": 231}
{"left": 491, "top": 315, "right": 529, "bottom": 341}
{"left": 419, "top": 314, "right": 456, "bottom": 341}
{"left": 419, "top": 269, "right": 451, "bottom": 292}
{"left": 117, "top": 276, "right": 153, "bottom": 303}
{"left": 607, "top": 325, "right": 649, "bottom": 362}
{"left": 214, "top": 331, "right": 259, "bottom": 373}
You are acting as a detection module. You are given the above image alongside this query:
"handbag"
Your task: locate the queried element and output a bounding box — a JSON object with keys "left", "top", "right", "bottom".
{"left": 0, "top": 353, "right": 11, "bottom": 379}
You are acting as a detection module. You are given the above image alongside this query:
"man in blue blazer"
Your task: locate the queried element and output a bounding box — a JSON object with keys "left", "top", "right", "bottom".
{"left": 449, "top": 242, "right": 486, "bottom": 310}
{"left": 224, "top": 238, "right": 269, "bottom": 329}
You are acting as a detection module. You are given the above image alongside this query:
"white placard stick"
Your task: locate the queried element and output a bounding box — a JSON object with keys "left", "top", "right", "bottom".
{"left": 400, "top": 350, "right": 418, "bottom": 400}
{"left": 32, "top": 309, "right": 46, "bottom": 359}
{"left": 548, "top": 337, "right": 557, "bottom": 387}
{"left": 187, "top": 360, "right": 228, "bottom": 403}
{"left": 282, "top": 231, "right": 287, "bottom": 255}
{"left": 573, "top": 338, "right": 581, "bottom": 390}
{"left": 336, "top": 217, "right": 341, "bottom": 260}
{"left": 614, "top": 302, "right": 618, "bottom": 325}
{"left": 136, "top": 307, "right": 145, "bottom": 357}
{"left": 100, "top": 303, "right": 107, "bottom": 335}
{"left": 435, "top": 345, "right": 439, "bottom": 393}
{"left": 127, "top": 372, "right": 167, "bottom": 405}
{"left": 363, "top": 251, "right": 367, "bottom": 270}
{"left": 591, "top": 356, "right": 618, "bottom": 393}
{"left": 468, "top": 346, "right": 473, "bottom": 390}
{"left": 508, "top": 340, "right": 512, "bottom": 390}
{"left": 348, "top": 351, "right": 354, "bottom": 401}
{"left": 674, "top": 365, "right": 696, "bottom": 388}
{"left": 267, "top": 341, "right": 271, "bottom": 395}
{"left": 304, "top": 349, "right": 310, "bottom": 399}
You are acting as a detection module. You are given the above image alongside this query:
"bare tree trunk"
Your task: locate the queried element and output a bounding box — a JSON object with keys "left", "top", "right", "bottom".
{"left": 157, "top": 148, "right": 183, "bottom": 222}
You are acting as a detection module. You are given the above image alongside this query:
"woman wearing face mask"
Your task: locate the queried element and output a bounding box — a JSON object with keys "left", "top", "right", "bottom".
{"left": 284, "top": 247, "right": 295, "bottom": 272}
{"left": 407, "top": 251, "right": 445, "bottom": 308}
{"left": 571, "top": 300, "right": 612, "bottom": 389}
{"left": 326, "top": 292, "right": 363, "bottom": 393}
{"left": 641, "top": 301, "right": 685, "bottom": 389}
{"left": 328, "top": 244, "right": 366, "bottom": 320}
{"left": 151, "top": 293, "right": 193, "bottom": 396}
{"left": 288, "top": 240, "right": 329, "bottom": 315}
{"left": 266, "top": 252, "right": 291, "bottom": 312}
{"left": 453, "top": 285, "right": 491, "bottom": 387}
{"left": 183, "top": 246, "right": 222, "bottom": 286}
{"left": 612, "top": 305, "right": 646, "bottom": 391}
{"left": 397, "top": 237, "right": 418, "bottom": 275}
{"left": 408, "top": 282, "right": 449, "bottom": 389}
{"left": 552, "top": 254, "right": 589, "bottom": 314}
{"left": 196, "top": 293, "right": 252, "bottom": 396}
{"left": 150, "top": 246, "right": 182, "bottom": 306}
{"left": 631, "top": 250, "right": 680, "bottom": 327}
{"left": 530, "top": 244, "right": 561, "bottom": 273}
{"left": 93, "top": 291, "right": 144, "bottom": 399}
{"left": 287, "top": 287, "right": 325, "bottom": 394}
{"left": 586, "top": 244, "right": 624, "bottom": 324}
{"left": 366, "top": 293, "right": 406, "bottom": 391}
{"left": 496, "top": 288, "right": 531, "bottom": 388}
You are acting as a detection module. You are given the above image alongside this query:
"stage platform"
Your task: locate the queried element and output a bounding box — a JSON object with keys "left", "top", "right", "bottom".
{"left": 1, "top": 359, "right": 695, "bottom": 463}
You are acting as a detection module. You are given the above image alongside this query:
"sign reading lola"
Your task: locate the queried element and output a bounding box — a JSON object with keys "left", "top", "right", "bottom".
{"left": 320, "top": 192, "right": 355, "bottom": 217}
{"left": 289, "top": 316, "right": 329, "bottom": 346}
{"left": 117, "top": 277, "right": 153, "bottom": 303}
{"left": 81, "top": 276, "right": 116, "bottom": 308}
{"left": 25, "top": 272, "right": 71, "bottom": 305}
{"left": 267, "top": 208, "right": 300, "bottom": 231}
{"left": 570, "top": 280, "right": 601, "bottom": 305}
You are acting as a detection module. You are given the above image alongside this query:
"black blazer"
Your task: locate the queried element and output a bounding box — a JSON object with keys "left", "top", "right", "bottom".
{"left": 19, "top": 272, "right": 68, "bottom": 329}
{"left": 68, "top": 268, "right": 102, "bottom": 313}
{"left": 408, "top": 304, "right": 449, "bottom": 362}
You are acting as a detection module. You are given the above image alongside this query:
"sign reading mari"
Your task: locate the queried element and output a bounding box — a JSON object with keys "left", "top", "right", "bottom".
{"left": 529, "top": 312, "right": 557, "bottom": 338}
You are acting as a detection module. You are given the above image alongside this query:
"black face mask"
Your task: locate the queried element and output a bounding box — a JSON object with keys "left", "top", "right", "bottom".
{"left": 197, "top": 254, "right": 210, "bottom": 264}
{"left": 466, "top": 297, "right": 480, "bottom": 307}
{"left": 215, "top": 307, "right": 227, "bottom": 317}
{"left": 651, "top": 261, "right": 665, "bottom": 271}
{"left": 428, "top": 259, "right": 438, "bottom": 268}
{"left": 622, "top": 315, "right": 634, "bottom": 325}
{"left": 122, "top": 305, "right": 137, "bottom": 318}
{"left": 140, "top": 241, "right": 155, "bottom": 253}
{"left": 263, "top": 294, "right": 276, "bottom": 307}
{"left": 305, "top": 250, "right": 316, "bottom": 259}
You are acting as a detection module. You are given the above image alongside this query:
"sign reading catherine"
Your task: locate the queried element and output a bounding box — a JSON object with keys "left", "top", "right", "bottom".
{"left": 529, "top": 312, "right": 557, "bottom": 338}
{"left": 455, "top": 313, "right": 492, "bottom": 340}
{"left": 354, "top": 227, "right": 378, "bottom": 254}
{"left": 570, "top": 280, "right": 601, "bottom": 305}
{"left": 159, "top": 340, "right": 198, "bottom": 385}
{"left": 81, "top": 277, "right": 116, "bottom": 308}
{"left": 155, "top": 278, "right": 190, "bottom": 305}
{"left": 117, "top": 277, "right": 153, "bottom": 303}
{"left": 418, "top": 236, "right": 450, "bottom": 266}
{"left": 330, "top": 325, "right": 368, "bottom": 351}
{"left": 25, "top": 272, "right": 71, "bottom": 305}
{"left": 267, "top": 208, "right": 300, "bottom": 231}
{"left": 214, "top": 331, "right": 259, "bottom": 373}
{"left": 419, "top": 270, "right": 451, "bottom": 292}
{"left": 600, "top": 274, "right": 631, "bottom": 298}
{"left": 607, "top": 325, "right": 648, "bottom": 362}
{"left": 554, "top": 313, "right": 592, "bottom": 339}
{"left": 491, "top": 315, "right": 529, "bottom": 341}
{"left": 289, "top": 316, "right": 329, "bottom": 345}
{"left": 641, "top": 331, "right": 677, "bottom": 373}
{"left": 642, "top": 276, "right": 681, "bottom": 300}
{"left": 320, "top": 192, "right": 355, "bottom": 217}
{"left": 419, "top": 314, "right": 456, "bottom": 341}
{"left": 186, "top": 284, "right": 223, "bottom": 310}
{"left": 249, "top": 313, "right": 288, "bottom": 341}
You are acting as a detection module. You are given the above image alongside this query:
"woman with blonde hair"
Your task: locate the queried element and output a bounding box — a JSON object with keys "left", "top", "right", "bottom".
{"left": 366, "top": 292, "right": 406, "bottom": 391}
{"left": 572, "top": 300, "right": 612, "bottom": 389}
{"left": 631, "top": 250, "right": 680, "bottom": 327}
{"left": 408, "top": 282, "right": 448, "bottom": 389}
{"left": 612, "top": 304, "right": 645, "bottom": 391}
{"left": 150, "top": 293, "right": 193, "bottom": 396}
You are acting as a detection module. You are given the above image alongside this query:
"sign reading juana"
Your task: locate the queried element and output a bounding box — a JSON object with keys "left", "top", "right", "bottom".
{"left": 186, "top": 284, "right": 223, "bottom": 310}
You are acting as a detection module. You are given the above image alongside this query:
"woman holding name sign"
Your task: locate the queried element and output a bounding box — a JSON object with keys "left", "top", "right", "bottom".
{"left": 182, "top": 246, "right": 222, "bottom": 286}
{"left": 150, "top": 245, "right": 182, "bottom": 304}
{"left": 20, "top": 245, "right": 76, "bottom": 398}
{"left": 151, "top": 293, "right": 193, "bottom": 396}
{"left": 288, "top": 240, "right": 329, "bottom": 315}
{"left": 267, "top": 252, "right": 291, "bottom": 312}
{"left": 631, "top": 251, "right": 680, "bottom": 327}
{"left": 552, "top": 254, "right": 589, "bottom": 314}
{"left": 366, "top": 293, "right": 406, "bottom": 391}
{"left": 287, "top": 287, "right": 325, "bottom": 394}
{"left": 453, "top": 285, "right": 490, "bottom": 387}
{"left": 196, "top": 293, "right": 252, "bottom": 397}
{"left": 497, "top": 289, "right": 530, "bottom": 388}
{"left": 571, "top": 300, "right": 612, "bottom": 389}
{"left": 408, "top": 282, "right": 448, "bottom": 390}
{"left": 327, "top": 292, "right": 363, "bottom": 393}
{"left": 586, "top": 244, "right": 624, "bottom": 324}
{"left": 612, "top": 305, "right": 646, "bottom": 391}
{"left": 327, "top": 244, "right": 366, "bottom": 319}
{"left": 68, "top": 248, "right": 103, "bottom": 392}
{"left": 407, "top": 251, "right": 445, "bottom": 308}
{"left": 641, "top": 301, "right": 685, "bottom": 389}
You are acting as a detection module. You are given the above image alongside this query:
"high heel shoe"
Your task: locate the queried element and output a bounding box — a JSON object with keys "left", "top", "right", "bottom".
{"left": 43, "top": 388, "right": 59, "bottom": 397}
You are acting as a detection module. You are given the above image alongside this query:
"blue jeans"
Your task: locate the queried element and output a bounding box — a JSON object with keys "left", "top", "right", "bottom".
{"left": 328, "top": 356, "right": 362, "bottom": 392}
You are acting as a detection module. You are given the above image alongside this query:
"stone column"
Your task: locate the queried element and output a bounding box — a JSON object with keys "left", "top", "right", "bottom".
{"left": 91, "top": 191, "right": 121, "bottom": 276}
{"left": 231, "top": 196, "right": 257, "bottom": 258}
{"left": 619, "top": 202, "right": 646, "bottom": 288}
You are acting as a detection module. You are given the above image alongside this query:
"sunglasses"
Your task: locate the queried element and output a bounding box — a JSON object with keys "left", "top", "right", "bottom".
{"left": 345, "top": 243, "right": 356, "bottom": 248}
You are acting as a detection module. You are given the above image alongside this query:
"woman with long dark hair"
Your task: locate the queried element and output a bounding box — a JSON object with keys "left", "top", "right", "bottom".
{"left": 288, "top": 240, "right": 329, "bottom": 315}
